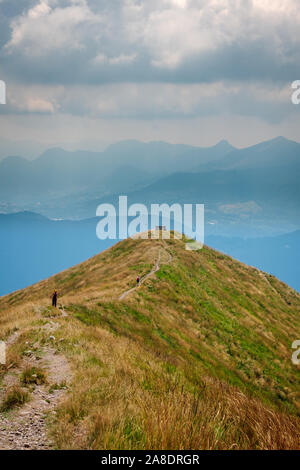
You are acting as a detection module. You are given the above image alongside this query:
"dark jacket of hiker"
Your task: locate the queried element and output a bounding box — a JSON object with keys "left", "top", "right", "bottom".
{"left": 52, "top": 290, "right": 58, "bottom": 307}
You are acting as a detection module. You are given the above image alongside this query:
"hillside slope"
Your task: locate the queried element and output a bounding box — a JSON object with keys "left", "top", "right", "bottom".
{"left": 0, "top": 235, "right": 299, "bottom": 450}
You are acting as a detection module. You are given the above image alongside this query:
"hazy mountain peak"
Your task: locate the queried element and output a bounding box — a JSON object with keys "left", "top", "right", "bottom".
{"left": 214, "top": 139, "right": 234, "bottom": 151}
{"left": 37, "top": 147, "right": 70, "bottom": 160}
{"left": 257, "top": 136, "right": 298, "bottom": 150}
{"left": 0, "top": 210, "right": 48, "bottom": 222}
{"left": 0, "top": 155, "right": 29, "bottom": 166}
{"left": 269, "top": 136, "right": 291, "bottom": 144}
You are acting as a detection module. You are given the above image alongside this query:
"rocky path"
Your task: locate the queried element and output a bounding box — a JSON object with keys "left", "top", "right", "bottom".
{"left": 0, "top": 319, "right": 72, "bottom": 450}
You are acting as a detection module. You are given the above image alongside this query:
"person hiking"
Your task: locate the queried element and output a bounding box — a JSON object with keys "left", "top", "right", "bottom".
{"left": 136, "top": 276, "right": 140, "bottom": 286}
{"left": 51, "top": 289, "right": 58, "bottom": 308}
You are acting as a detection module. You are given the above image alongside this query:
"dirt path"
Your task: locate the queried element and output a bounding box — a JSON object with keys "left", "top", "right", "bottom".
{"left": 0, "top": 243, "right": 172, "bottom": 448}
{"left": 59, "top": 305, "right": 68, "bottom": 317}
{"left": 6, "top": 331, "right": 19, "bottom": 346}
{"left": 119, "top": 246, "right": 173, "bottom": 301}
{"left": 257, "top": 270, "right": 286, "bottom": 299}
{"left": 0, "top": 321, "right": 72, "bottom": 450}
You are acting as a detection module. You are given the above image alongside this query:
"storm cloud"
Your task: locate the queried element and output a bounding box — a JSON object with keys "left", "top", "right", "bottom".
{"left": 0, "top": 0, "right": 299, "bottom": 148}
{"left": 1, "top": 0, "right": 300, "bottom": 85}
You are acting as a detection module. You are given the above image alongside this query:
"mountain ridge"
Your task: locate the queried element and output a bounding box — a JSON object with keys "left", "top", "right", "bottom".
{"left": 2, "top": 210, "right": 300, "bottom": 296}
{"left": 0, "top": 235, "right": 299, "bottom": 449}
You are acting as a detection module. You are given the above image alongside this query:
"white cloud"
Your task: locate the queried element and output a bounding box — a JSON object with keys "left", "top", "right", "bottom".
{"left": 164, "top": 0, "right": 188, "bottom": 8}
{"left": 252, "top": 0, "right": 299, "bottom": 15}
{"left": 121, "top": 0, "right": 300, "bottom": 68}
{"left": 92, "top": 52, "right": 137, "bottom": 66}
{"left": 6, "top": 0, "right": 104, "bottom": 55}
{"left": 28, "top": 1, "right": 51, "bottom": 19}
{"left": 7, "top": 84, "right": 62, "bottom": 114}
{"left": 5, "top": 0, "right": 300, "bottom": 67}
{"left": 1, "top": 0, "right": 300, "bottom": 145}
{"left": 109, "top": 53, "right": 137, "bottom": 65}
{"left": 26, "top": 98, "right": 56, "bottom": 113}
{"left": 5, "top": 80, "right": 292, "bottom": 122}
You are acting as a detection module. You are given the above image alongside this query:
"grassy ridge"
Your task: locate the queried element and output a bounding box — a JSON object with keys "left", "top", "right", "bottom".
{"left": 0, "top": 236, "right": 299, "bottom": 449}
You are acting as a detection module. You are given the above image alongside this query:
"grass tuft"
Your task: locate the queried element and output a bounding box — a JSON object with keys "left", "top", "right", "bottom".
{"left": 21, "top": 366, "right": 47, "bottom": 385}
{"left": 1, "top": 386, "right": 29, "bottom": 412}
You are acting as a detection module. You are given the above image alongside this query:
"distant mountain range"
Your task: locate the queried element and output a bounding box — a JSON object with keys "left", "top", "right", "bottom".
{"left": 0, "top": 139, "right": 234, "bottom": 206}
{"left": 194, "top": 136, "right": 300, "bottom": 171}
{"left": 1, "top": 137, "right": 299, "bottom": 238}
{"left": 69, "top": 137, "right": 300, "bottom": 236}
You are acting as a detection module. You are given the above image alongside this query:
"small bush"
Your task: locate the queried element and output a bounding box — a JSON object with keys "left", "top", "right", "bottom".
{"left": 21, "top": 366, "right": 47, "bottom": 385}
{"left": 0, "top": 386, "right": 29, "bottom": 412}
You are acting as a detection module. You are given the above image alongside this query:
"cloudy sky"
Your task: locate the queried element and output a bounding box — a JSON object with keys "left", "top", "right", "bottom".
{"left": 0, "top": 0, "right": 300, "bottom": 156}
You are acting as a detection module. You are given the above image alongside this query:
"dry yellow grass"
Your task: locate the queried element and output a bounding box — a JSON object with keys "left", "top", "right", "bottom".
{"left": 0, "top": 235, "right": 299, "bottom": 449}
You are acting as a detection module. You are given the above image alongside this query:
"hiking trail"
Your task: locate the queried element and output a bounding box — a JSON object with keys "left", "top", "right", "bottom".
{"left": 119, "top": 246, "right": 173, "bottom": 301}
{"left": 0, "top": 318, "right": 72, "bottom": 450}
